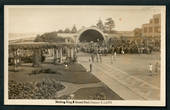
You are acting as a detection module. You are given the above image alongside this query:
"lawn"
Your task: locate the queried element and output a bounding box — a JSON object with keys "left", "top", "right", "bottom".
{"left": 73, "top": 86, "right": 123, "bottom": 100}
{"left": 8, "top": 62, "right": 122, "bottom": 99}
{"left": 9, "top": 63, "right": 100, "bottom": 84}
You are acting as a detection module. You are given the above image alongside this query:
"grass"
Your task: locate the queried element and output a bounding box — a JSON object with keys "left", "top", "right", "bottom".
{"left": 74, "top": 86, "right": 123, "bottom": 100}
{"left": 8, "top": 52, "right": 160, "bottom": 100}
{"left": 9, "top": 63, "right": 100, "bottom": 84}
{"left": 8, "top": 63, "right": 104, "bottom": 99}
{"left": 59, "top": 86, "right": 123, "bottom": 100}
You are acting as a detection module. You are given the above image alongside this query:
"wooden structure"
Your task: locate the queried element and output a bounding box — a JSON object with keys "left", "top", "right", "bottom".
{"left": 9, "top": 42, "right": 77, "bottom": 68}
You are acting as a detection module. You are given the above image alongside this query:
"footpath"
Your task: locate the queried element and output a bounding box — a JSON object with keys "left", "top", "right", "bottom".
{"left": 79, "top": 56, "right": 160, "bottom": 100}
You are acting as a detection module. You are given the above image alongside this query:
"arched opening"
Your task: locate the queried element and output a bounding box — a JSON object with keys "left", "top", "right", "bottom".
{"left": 79, "top": 29, "right": 104, "bottom": 42}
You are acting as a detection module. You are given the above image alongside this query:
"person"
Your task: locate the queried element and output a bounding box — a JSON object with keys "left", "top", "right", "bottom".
{"left": 32, "top": 49, "right": 41, "bottom": 67}
{"left": 149, "top": 63, "right": 153, "bottom": 76}
{"left": 104, "top": 47, "right": 107, "bottom": 56}
{"left": 16, "top": 48, "right": 21, "bottom": 65}
{"left": 111, "top": 50, "right": 114, "bottom": 64}
{"left": 155, "top": 62, "right": 159, "bottom": 73}
{"left": 99, "top": 48, "right": 102, "bottom": 63}
{"left": 114, "top": 51, "right": 117, "bottom": 61}
{"left": 91, "top": 53, "right": 95, "bottom": 63}
{"left": 64, "top": 63, "right": 68, "bottom": 70}
{"left": 96, "top": 49, "right": 99, "bottom": 63}
{"left": 69, "top": 94, "right": 75, "bottom": 99}
{"left": 14, "top": 57, "right": 17, "bottom": 72}
{"left": 89, "top": 57, "right": 93, "bottom": 72}
{"left": 111, "top": 54, "right": 114, "bottom": 64}
{"left": 121, "top": 50, "right": 124, "bottom": 55}
{"left": 41, "top": 49, "right": 46, "bottom": 63}
{"left": 121, "top": 47, "right": 124, "bottom": 55}
{"left": 73, "top": 54, "right": 78, "bottom": 63}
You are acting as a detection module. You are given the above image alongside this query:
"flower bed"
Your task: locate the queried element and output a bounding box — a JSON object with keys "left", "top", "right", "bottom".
{"left": 9, "top": 79, "right": 65, "bottom": 99}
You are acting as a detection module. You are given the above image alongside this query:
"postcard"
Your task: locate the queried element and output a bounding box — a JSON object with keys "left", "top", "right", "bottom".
{"left": 4, "top": 5, "right": 166, "bottom": 106}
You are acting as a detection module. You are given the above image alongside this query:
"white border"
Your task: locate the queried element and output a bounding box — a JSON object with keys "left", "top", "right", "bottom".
{"left": 4, "top": 5, "right": 166, "bottom": 106}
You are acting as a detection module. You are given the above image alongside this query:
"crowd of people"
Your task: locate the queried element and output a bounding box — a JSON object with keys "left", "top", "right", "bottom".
{"left": 79, "top": 39, "right": 160, "bottom": 74}
{"left": 80, "top": 39, "right": 160, "bottom": 55}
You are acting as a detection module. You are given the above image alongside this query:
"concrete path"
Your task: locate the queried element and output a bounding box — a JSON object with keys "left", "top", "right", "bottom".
{"left": 56, "top": 82, "right": 104, "bottom": 97}
{"left": 78, "top": 55, "right": 160, "bottom": 100}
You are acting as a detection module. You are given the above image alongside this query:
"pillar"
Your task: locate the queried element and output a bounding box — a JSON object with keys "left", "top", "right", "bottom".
{"left": 53, "top": 48, "right": 56, "bottom": 63}
{"left": 47, "top": 48, "right": 50, "bottom": 57}
{"left": 69, "top": 48, "right": 71, "bottom": 58}
{"left": 60, "top": 48, "right": 63, "bottom": 63}
{"left": 67, "top": 47, "right": 70, "bottom": 57}
{"left": 56, "top": 48, "right": 59, "bottom": 59}
{"left": 33, "top": 49, "right": 41, "bottom": 67}
{"left": 51, "top": 48, "right": 55, "bottom": 58}
{"left": 70, "top": 47, "right": 74, "bottom": 59}
{"left": 54, "top": 48, "right": 59, "bottom": 63}
{"left": 13, "top": 49, "right": 17, "bottom": 71}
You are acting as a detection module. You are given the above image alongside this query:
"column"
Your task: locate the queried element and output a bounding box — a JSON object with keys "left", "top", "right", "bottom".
{"left": 56, "top": 48, "right": 59, "bottom": 59}
{"left": 69, "top": 48, "right": 71, "bottom": 58}
{"left": 53, "top": 48, "right": 56, "bottom": 63}
{"left": 13, "top": 49, "right": 17, "bottom": 71}
{"left": 52, "top": 48, "right": 55, "bottom": 59}
{"left": 67, "top": 47, "right": 70, "bottom": 57}
{"left": 70, "top": 47, "right": 74, "bottom": 59}
{"left": 55, "top": 48, "right": 59, "bottom": 63}
{"left": 74, "top": 47, "right": 78, "bottom": 62}
{"left": 48, "top": 48, "right": 50, "bottom": 57}
{"left": 60, "top": 48, "right": 63, "bottom": 63}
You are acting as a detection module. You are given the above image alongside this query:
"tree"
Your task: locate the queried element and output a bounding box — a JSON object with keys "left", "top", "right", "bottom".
{"left": 34, "top": 34, "right": 43, "bottom": 42}
{"left": 71, "top": 25, "right": 77, "bottom": 33}
{"left": 134, "top": 28, "right": 142, "bottom": 37}
{"left": 105, "top": 18, "right": 115, "bottom": 33}
{"left": 96, "top": 19, "right": 105, "bottom": 31}
{"left": 64, "top": 28, "right": 70, "bottom": 33}
{"left": 34, "top": 32, "right": 66, "bottom": 43}
{"left": 57, "top": 29, "right": 63, "bottom": 33}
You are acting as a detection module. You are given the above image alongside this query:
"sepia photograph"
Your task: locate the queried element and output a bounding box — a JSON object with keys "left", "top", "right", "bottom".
{"left": 4, "top": 5, "right": 166, "bottom": 106}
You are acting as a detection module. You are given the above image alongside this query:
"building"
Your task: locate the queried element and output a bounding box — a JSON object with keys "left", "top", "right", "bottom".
{"left": 10, "top": 14, "right": 161, "bottom": 44}
{"left": 116, "top": 31, "right": 134, "bottom": 38}
{"left": 142, "top": 14, "right": 161, "bottom": 37}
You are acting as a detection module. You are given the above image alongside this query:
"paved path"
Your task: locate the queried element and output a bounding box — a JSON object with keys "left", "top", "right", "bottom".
{"left": 78, "top": 55, "right": 160, "bottom": 100}
{"left": 56, "top": 82, "right": 104, "bottom": 97}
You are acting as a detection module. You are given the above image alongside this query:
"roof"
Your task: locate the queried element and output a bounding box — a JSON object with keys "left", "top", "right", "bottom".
{"left": 9, "top": 42, "right": 76, "bottom": 50}
{"left": 116, "top": 31, "right": 134, "bottom": 37}
{"left": 153, "top": 14, "right": 161, "bottom": 18}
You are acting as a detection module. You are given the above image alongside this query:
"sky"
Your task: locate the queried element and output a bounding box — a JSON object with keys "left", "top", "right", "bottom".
{"left": 6, "top": 6, "right": 164, "bottom": 34}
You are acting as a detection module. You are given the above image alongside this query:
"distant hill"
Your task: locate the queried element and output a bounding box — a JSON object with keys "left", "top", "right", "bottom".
{"left": 9, "top": 33, "right": 38, "bottom": 41}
